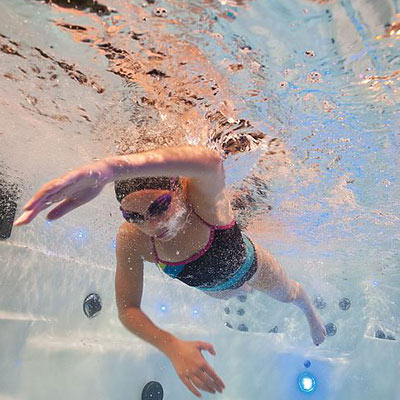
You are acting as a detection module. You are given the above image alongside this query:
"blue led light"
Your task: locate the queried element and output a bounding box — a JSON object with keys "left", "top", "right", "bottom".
{"left": 76, "top": 229, "right": 87, "bottom": 239}
{"left": 372, "top": 280, "right": 379, "bottom": 287}
{"left": 297, "top": 372, "right": 316, "bottom": 393}
{"left": 111, "top": 239, "right": 117, "bottom": 249}
{"left": 192, "top": 309, "right": 199, "bottom": 315}
{"left": 46, "top": 220, "right": 52, "bottom": 228}
{"left": 160, "top": 305, "right": 167, "bottom": 312}
{"left": 71, "top": 228, "right": 90, "bottom": 247}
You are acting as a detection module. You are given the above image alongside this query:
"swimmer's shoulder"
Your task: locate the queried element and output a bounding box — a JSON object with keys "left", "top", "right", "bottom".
{"left": 116, "top": 222, "right": 154, "bottom": 263}
{"left": 186, "top": 178, "right": 234, "bottom": 224}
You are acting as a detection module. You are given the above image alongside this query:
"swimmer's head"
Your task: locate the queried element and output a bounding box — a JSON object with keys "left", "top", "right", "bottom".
{"left": 114, "top": 177, "right": 181, "bottom": 203}
{"left": 115, "top": 177, "right": 190, "bottom": 241}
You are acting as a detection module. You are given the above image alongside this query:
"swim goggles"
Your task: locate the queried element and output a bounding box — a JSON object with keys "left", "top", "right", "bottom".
{"left": 120, "top": 178, "right": 178, "bottom": 224}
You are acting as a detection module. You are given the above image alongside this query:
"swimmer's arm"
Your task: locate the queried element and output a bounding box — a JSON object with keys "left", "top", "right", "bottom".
{"left": 116, "top": 226, "right": 226, "bottom": 397}
{"left": 119, "top": 307, "right": 178, "bottom": 355}
{"left": 14, "top": 146, "right": 225, "bottom": 226}
{"left": 115, "top": 227, "right": 178, "bottom": 355}
{"left": 104, "top": 145, "right": 225, "bottom": 195}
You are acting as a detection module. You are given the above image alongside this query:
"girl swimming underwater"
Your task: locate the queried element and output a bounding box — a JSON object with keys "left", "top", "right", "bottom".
{"left": 14, "top": 145, "right": 326, "bottom": 398}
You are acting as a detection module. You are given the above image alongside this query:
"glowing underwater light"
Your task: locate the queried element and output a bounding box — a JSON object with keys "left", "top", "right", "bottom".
{"left": 297, "top": 372, "right": 316, "bottom": 393}
{"left": 76, "top": 229, "right": 87, "bottom": 239}
{"left": 72, "top": 228, "right": 88, "bottom": 243}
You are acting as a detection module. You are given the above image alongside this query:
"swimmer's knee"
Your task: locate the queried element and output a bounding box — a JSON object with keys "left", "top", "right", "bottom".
{"left": 277, "top": 281, "right": 300, "bottom": 303}
{"left": 287, "top": 281, "right": 301, "bottom": 302}
{"left": 278, "top": 292, "right": 294, "bottom": 303}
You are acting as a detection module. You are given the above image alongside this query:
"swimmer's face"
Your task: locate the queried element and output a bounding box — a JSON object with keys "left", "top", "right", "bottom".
{"left": 120, "top": 190, "right": 189, "bottom": 241}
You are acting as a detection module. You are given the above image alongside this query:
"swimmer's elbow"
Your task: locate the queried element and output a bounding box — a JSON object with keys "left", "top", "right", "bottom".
{"left": 118, "top": 305, "right": 142, "bottom": 323}
{"left": 159, "top": 145, "right": 225, "bottom": 183}
{"left": 169, "top": 145, "right": 223, "bottom": 176}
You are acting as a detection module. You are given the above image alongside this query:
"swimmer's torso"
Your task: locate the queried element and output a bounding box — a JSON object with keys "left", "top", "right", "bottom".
{"left": 130, "top": 208, "right": 257, "bottom": 290}
{"left": 121, "top": 182, "right": 258, "bottom": 290}
{"left": 133, "top": 207, "right": 228, "bottom": 262}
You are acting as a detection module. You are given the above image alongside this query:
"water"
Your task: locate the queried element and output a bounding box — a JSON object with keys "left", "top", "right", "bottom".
{"left": 0, "top": 0, "right": 399, "bottom": 399}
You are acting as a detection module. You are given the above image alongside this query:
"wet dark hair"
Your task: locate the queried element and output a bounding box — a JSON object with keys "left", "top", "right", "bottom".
{"left": 114, "top": 177, "right": 180, "bottom": 203}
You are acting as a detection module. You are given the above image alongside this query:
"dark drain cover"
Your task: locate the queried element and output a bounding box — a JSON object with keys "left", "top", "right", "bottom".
{"left": 0, "top": 183, "right": 17, "bottom": 240}
{"left": 142, "top": 381, "right": 163, "bottom": 400}
{"left": 83, "top": 293, "right": 102, "bottom": 318}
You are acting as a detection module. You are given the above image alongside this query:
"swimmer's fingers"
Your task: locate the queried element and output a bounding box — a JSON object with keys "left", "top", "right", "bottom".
{"left": 14, "top": 204, "right": 51, "bottom": 226}
{"left": 23, "top": 176, "right": 78, "bottom": 212}
{"left": 23, "top": 164, "right": 108, "bottom": 213}
{"left": 191, "top": 374, "right": 216, "bottom": 394}
{"left": 197, "top": 341, "right": 216, "bottom": 356}
{"left": 180, "top": 375, "right": 202, "bottom": 398}
{"left": 196, "top": 342, "right": 225, "bottom": 392}
{"left": 14, "top": 197, "right": 58, "bottom": 225}
{"left": 45, "top": 198, "right": 86, "bottom": 221}
{"left": 14, "top": 185, "right": 102, "bottom": 226}
{"left": 14, "top": 181, "right": 72, "bottom": 226}
{"left": 14, "top": 197, "right": 72, "bottom": 226}
{"left": 201, "top": 363, "right": 225, "bottom": 393}
{"left": 46, "top": 186, "right": 103, "bottom": 220}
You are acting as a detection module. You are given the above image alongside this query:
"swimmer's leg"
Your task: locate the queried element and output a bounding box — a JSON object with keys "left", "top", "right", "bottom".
{"left": 247, "top": 244, "right": 326, "bottom": 346}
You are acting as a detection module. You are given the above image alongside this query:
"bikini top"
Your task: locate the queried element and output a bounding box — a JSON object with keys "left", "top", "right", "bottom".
{"left": 151, "top": 211, "right": 248, "bottom": 289}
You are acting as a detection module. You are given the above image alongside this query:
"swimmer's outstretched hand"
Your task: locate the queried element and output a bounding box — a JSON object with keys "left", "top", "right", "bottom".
{"left": 166, "top": 339, "right": 225, "bottom": 398}
{"left": 14, "top": 161, "right": 112, "bottom": 226}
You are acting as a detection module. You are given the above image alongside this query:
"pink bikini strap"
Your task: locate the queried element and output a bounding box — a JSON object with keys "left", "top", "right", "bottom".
{"left": 150, "top": 211, "right": 235, "bottom": 266}
{"left": 151, "top": 236, "right": 161, "bottom": 263}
